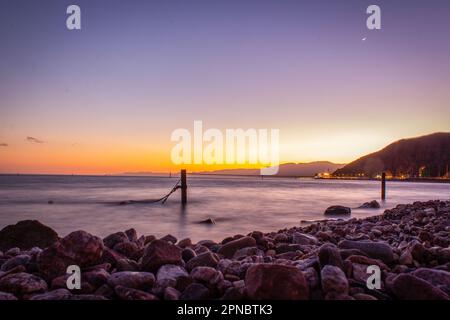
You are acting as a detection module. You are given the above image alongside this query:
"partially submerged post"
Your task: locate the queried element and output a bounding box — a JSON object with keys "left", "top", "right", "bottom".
{"left": 181, "top": 169, "right": 187, "bottom": 205}
{"left": 381, "top": 172, "right": 386, "bottom": 200}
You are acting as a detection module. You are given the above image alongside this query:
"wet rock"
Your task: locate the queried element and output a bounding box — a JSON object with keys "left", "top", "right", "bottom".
{"left": 412, "top": 268, "right": 450, "bottom": 289}
{"left": 245, "top": 264, "right": 309, "bottom": 300}
{"left": 191, "top": 267, "right": 223, "bottom": 286}
{"left": 338, "top": 240, "right": 394, "bottom": 264}
{"left": 359, "top": 200, "right": 380, "bottom": 209}
{"left": 0, "top": 220, "right": 59, "bottom": 251}
{"left": 124, "top": 229, "right": 138, "bottom": 242}
{"left": 318, "top": 243, "right": 344, "bottom": 271}
{"left": 186, "top": 252, "right": 219, "bottom": 271}
{"left": 389, "top": 274, "right": 449, "bottom": 300}
{"left": 30, "top": 289, "right": 73, "bottom": 300}
{"left": 180, "top": 283, "right": 210, "bottom": 300}
{"left": 198, "top": 218, "right": 216, "bottom": 225}
{"left": 113, "top": 241, "right": 140, "bottom": 259}
{"left": 292, "top": 232, "right": 318, "bottom": 245}
{"left": 115, "top": 285, "right": 158, "bottom": 300}
{"left": 140, "top": 239, "right": 182, "bottom": 272}
{"left": 107, "top": 271, "right": 155, "bottom": 290}
{"left": 156, "top": 264, "right": 189, "bottom": 285}
{"left": 37, "top": 230, "right": 104, "bottom": 280}
{"left": 233, "top": 247, "right": 264, "bottom": 260}
{"left": 182, "top": 248, "right": 197, "bottom": 263}
{"left": 1, "top": 255, "right": 31, "bottom": 272}
{"left": 353, "top": 293, "right": 378, "bottom": 300}
{"left": 116, "top": 258, "right": 139, "bottom": 272}
{"left": 218, "top": 237, "right": 257, "bottom": 258}
{"left": 0, "top": 272, "right": 47, "bottom": 298}
{"left": 164, "top": 287, "right": 181, "bottom": 300}
{"left": 160, "top": 234, "right": 177, "bottom": 244}
{"left": 0, "top": 291, "right": 18, "bottom": 300}
{"left": 94, "top": 284, "right": 115, "bottom": 299}
{"left": 321, "top": 265, "right": 349, "bottom": 294}
{"left": 399, "top": 249, "right": 413, "bottom": 265}
{"left": 177, "top": 238, "right": 192, "bottom": 248}
{"left": 101, "top": 247, "right": 125, "bottom": 267}
{"left": 83, "top": 268, "right": 110, "bottom": 288}
{"left": 103, "top": 232, "right": 128, "bottom": 249}
{"left": 324, "top": 206, "right": 351, "bottom": 216}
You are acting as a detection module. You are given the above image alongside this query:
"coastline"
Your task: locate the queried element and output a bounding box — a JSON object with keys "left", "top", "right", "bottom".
{"left": 0, "top": 199, "right": 449, "bottom": 300}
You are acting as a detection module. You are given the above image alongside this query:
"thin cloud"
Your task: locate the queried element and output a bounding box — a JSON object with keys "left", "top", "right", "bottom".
{"left": 26, "top": 136, "right": 45, "bottom": 144}
{"left": 0, "top": 143, "right": 8, "bottom": 147}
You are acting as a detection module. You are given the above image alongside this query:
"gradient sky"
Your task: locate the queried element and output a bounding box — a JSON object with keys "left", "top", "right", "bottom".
{"left": 1, "top": 0, "right": 449, "bottom": 174}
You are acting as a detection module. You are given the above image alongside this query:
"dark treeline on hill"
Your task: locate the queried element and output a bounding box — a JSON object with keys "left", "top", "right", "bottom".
{"left": 333, "top": 132, "right": 450, "bottom": 178}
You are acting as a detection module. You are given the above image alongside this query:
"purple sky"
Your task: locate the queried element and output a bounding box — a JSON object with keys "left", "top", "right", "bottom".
{"left": 0, "top": 0, "right": 449, "bottom": 173}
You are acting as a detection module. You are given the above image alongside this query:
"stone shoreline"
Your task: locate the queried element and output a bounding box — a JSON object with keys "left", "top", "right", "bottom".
{"left": 0, "top": 200, "right": 449, "bottom": 300}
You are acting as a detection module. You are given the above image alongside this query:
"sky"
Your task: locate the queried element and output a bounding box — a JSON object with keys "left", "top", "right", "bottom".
{"left": 0, "top": 0, "right": 449, "bottom": 174}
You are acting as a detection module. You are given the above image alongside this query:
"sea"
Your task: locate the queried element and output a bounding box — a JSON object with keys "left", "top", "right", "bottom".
{"left": 0, "top": 174, "right": 448, "bottom": 242}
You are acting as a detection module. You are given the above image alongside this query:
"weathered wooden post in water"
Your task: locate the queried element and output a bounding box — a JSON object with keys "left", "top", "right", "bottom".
{"left": 381, "top": 172, "right": 386, "bottom": 200}
{"left": 181, "top": 169, "right": 187, "bottom": 205}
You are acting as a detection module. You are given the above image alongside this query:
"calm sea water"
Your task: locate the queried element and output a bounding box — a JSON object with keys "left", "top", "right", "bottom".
{"left": 0, "top": 175, "right": 448, "bottom": 242}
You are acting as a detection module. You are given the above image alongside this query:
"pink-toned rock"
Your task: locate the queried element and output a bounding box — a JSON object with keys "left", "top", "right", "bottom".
{"left": 412, "top": 268, "right": 450, "bottom": 289}
{"left": 140, "top": 240, "right": 182, "bottom": 272}
{"left": 338, "top": 240, "right": 394, "bottom": 264}
{"left": 37, "top": 230, "right": 104, "bottom": 280}
{"left": 321, "top": 265, "right": 349, "bottom": 294}
{"left": 0, "top": 291, "right": 17, "bottom": 300}
{"left": 0, "top": 272, "right": 47, "bottom": 298}
{"left": 218, "top": 236, "right": 256, "bottom": 258}
{"left": 0, "top": 220, "right": 59, "bottom": 251}
{"left": 186, "top": 252, "right": 219, "bottom": 271}
{"left": 389, "top": 274, "right": 449, "bottom": 300}
{"left": 107, "top": 271, "right": 155, "bottom": 290}
{"left": 114, "top": 285, "right": 158, "bottom": 300}
{"left": 245, "top": 264, "right": 309, "bottom": 300}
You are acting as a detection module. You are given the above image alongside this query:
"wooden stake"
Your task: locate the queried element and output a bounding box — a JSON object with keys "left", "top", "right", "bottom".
{"left": 181, "top": 169, "right": 187, "bottom": 205}
{"left": 381, "top": 172, "right": 386, "bottom": 200}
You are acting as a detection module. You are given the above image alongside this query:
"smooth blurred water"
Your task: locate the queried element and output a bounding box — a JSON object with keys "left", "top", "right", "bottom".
{"left": 0, "top": 175, "right": 448, "bottom": 242}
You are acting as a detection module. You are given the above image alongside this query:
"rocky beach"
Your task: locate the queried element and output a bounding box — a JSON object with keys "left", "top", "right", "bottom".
{"left": 0, "top": 200, "right": 449, "bottom": 300}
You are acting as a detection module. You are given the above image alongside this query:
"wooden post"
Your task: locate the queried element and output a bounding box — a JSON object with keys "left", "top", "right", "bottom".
{"left": 381, "top": 172, "right": 386, "bottom": 200}
{"left": 181, "top": 169, "right": 187, "bottom": 205}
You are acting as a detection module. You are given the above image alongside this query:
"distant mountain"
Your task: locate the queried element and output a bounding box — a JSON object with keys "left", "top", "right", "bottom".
{"left": 333, "top": 132, "right": 450, "bottom": 178}
{"left": 199, "top": 161, "right": 345, "bottom": 177}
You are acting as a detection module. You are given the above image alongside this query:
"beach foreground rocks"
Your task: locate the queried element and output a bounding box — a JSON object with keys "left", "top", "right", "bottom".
{"left": 0, "top": 200, "right": 449, "bottom": 300}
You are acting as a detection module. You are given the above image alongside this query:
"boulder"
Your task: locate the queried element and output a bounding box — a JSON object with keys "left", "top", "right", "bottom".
{"left": 186, "top": 252, "right": 219, "bottom": 271}
{"left": 389, "top": 274, "right": 449, "bottom": 300}
{"left": 0, "top": 220, "right": 58, "bottom": 251}
{"left": 0, "top": 272, "right": 47, "bottom": 298}
{"left": 160, "top": 234, "right": 177, "bottom": 244}
{"left": 218, "top": 236, "right": 256, "bottom": 258}
{"left": 114, "top": 285, "right": 158, "bottom": 300}
{"left": 412, "top": 268, "right": 450, "bottom": 289}
{"left": 359, "top": 200, "right": 380, "bottom": 209}
{"left": 324, "top": 206, "right": 351, "bottom": 216}
{"left": 180, "top": 283, "right": 210, "bottom": 300}
{"left": 318, "top": 243, "right": 344, "bottom": 271}
{"left": 1, "top": 254, "right": 31, "bottom": 272}
{"left": 245, "top": 264, "right": 309, "bottom": 300}
{"left": 30, "top": 288, "right": 73, "bottom": 300}
{"left": 37, "top": 230, "right": 104, "bottom": 280}
{"left": 156, "top": 264, "right": 189, "bottom": 284}
{"left": 140, "top": 240, "right": 182, "bottom": 272}
{"left": 107, "top": 271, "right": 155, "bottom": 290}
{"left": 0, "top": 291, "right": 18, "bottom": 300}
{"left": 338, "top": 240, "right": 394, "bottom": 264}
{"left": 321, "top": 265, "right": 349, "bottom": 294}
{"left": 292, "top": 232, "right": 318, "bottom": 245}
{"left": 103, "top": 232, "right": 128, "bottom": 249}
